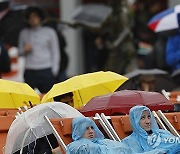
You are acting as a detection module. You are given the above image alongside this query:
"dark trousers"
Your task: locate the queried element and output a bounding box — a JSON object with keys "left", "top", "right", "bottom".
{"left": 24, "top": 68, "right": 54, "bottom": 93}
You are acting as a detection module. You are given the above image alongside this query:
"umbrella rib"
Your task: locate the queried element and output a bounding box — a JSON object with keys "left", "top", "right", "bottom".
{"left": 100, "top": 81, "right": 119, "bottom": 92}
{"left": 47, "top": 105, "right": 63, "bottom": 117}
{"left": 41, "top": 127, "right": 53, "bottom": 150}
{"left": 10, "top": 93, "right": 17, "bottom": 108}
{"left": 23, "top": 114, "right": 38, "bottom": 138}
{"left": 20, "top": 129, "right": 31, "bottom": 154}
{"left": 77, "top": 90, "right": 84, "bottom": 106}
{"left": 135, "top": 91, "right": 145, "bottom": 105}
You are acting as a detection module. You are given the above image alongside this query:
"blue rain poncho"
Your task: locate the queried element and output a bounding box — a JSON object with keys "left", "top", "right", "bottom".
{"left": 66, "top": 117, "right": 132, "bottom": 154}
{"left": 122, "top": 105, "right": 180, "bottom": 154}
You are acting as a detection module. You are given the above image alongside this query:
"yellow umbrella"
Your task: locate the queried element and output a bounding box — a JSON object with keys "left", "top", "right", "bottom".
{"left": 41, "top": 71, "right": 128, "bottom": 108}
{"left": 0, "top": 79, "right": 40, "bottom": 108}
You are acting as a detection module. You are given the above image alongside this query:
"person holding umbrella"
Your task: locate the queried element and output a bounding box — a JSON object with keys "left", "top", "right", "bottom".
{"left": 148, "top": 4, "right": 180, "bottom": 87}
{"left": 165, "top": 13, "right": 180, "bottom": 86}
{"left": 138, "top": 74, "right": 156, "bottom": 92}
{"left": 18, "top": 5, "right": 60, "bottom": 93}
{"left": 54, "top": 92, "right": 74, "bottom": 107}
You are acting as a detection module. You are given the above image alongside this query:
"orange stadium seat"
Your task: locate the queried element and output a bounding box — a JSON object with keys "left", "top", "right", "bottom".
{"left": 50, "top": 118, "right": 73, "bottom": 146}
{"left": 110, "top": 115, "right": 132, "bottom": 139}
{"left": 163, "top": 112, "right": 180, "bottom": 134}
{"left": 0, "top": 109, "right": 19, "bottom": 116}
{"left": 0, "top": 115, "right": 15, "bottom": 154}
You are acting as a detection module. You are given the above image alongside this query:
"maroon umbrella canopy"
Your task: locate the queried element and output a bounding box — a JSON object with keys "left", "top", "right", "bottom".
{"left": 80, "top": 90, "right": 174, "bottom": 116}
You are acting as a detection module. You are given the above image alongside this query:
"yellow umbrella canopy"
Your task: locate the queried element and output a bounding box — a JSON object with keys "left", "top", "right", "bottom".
{"left": 0, "top": 79, "right": 40, "bottom": 108}
{"left": 41, "top": 71, "right": 128, "bottom": 108}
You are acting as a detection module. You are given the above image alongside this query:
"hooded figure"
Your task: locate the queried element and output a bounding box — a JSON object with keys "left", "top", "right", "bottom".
{"left": 122, "top": 105, "right": 180, "bottom": 154}
{"left": 66, "top": 117, "right": 132, "bottom": 154}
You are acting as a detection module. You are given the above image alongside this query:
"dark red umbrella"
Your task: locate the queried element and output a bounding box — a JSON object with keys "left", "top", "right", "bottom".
{"left": 80, "top": 90, "right": 174, "bottom": 116}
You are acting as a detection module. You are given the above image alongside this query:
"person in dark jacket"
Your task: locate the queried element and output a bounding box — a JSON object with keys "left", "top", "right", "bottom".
{"left": 0, "top": 41, "right": 11, "bottom": 78}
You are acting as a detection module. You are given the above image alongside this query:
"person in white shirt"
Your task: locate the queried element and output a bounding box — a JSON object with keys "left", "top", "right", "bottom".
{"left": 18, "top": 5, "right": 60, "bottom": 94}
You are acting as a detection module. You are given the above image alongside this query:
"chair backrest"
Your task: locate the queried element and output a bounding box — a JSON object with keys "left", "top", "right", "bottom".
{"left": 169, "top": 91, "right": 180, "bottom": 103}
{"left": 0, "top": 116, "right": 15, "bottom": 132}
{"left": 110, "top": 115, "right": 132, "bottom": 139}
{"left": 100, "top": 113, "right": 121, "bottom": 141}
{"left": 157, "top": 110, "right": 180, "bottom": 137}
{"left": 0, "top": 115, "right": 15, "bottom": 154}
{"left": 50, "top": 118, "right": 73, "bottom": 146}
{"left": 0, "top": 109, "right": 19, "bottom": 116}
{"left": 163, "top": 112, "right": 180, "bottom": 133}
{"left": 6, "top": 110, "right": 19, "bottom": 116}
{"left": 161, "top": 90, "right": 180, "bottom": 103}
{"left": 0, "top": 111, "right": 7, "bottom": 116}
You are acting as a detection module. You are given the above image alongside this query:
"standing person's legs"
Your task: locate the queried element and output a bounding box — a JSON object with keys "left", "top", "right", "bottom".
{"left": 24, "top": 69, "right": 37, "bottom": 90}
{"left": 37, "top": 68, "right": 55, "bottom": 93}
{"left": 24, "top": 68, "right": 55, "bottom": 93}
{"left": 56, "top": 70, "right": 67, "bottom": 83}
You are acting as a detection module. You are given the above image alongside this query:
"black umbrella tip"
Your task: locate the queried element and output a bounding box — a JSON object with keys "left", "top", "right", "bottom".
{"left": 29, "top": 101, "right": 33, "bottom": 108}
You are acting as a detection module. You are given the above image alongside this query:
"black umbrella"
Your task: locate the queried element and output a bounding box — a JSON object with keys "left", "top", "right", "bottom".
{"left": 118, "top": 68, "right": 176, "bottom": 92}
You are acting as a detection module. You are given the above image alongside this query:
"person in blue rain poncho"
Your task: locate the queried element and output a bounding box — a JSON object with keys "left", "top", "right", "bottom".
{"left": 122, "top": 105, "right": 180, "bottom": 154}
{"left": 66, "top": 116, "right": 132, "bottom": 154}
